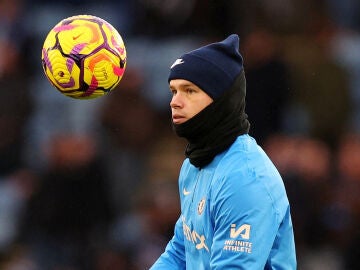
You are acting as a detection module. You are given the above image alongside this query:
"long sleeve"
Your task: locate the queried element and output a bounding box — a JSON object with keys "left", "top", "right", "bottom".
{"left": 209, "top": 157, "right": 296, "bottom": 269}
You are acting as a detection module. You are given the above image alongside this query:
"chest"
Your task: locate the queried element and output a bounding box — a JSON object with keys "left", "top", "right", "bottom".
{"left": 180, "top": 169, "right": 215, "bottom": 252}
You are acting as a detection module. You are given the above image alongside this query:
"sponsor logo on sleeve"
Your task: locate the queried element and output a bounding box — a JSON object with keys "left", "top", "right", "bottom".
{"left": 223, "top": 223, "right": 252, "bottom": 254}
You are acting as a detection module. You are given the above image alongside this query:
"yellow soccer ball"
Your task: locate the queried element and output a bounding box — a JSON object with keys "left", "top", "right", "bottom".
{"left": 41, "top": 15, "right": 127, "bottom": 99}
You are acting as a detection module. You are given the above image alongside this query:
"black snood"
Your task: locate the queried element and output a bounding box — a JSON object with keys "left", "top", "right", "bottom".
{"left": 173, "top": 71, "right": 250, "bottom": 168}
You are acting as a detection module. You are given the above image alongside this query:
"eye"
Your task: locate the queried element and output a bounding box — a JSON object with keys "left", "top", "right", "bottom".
{"left": 170, "top": 88, "right": 177, "bottom": 96}
{"left": 186, "top": 88, "right": 196, "bottom": 94}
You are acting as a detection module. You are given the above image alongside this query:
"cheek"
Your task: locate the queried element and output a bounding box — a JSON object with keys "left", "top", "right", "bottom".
{"left": 198, "top": 98, "right": 213, "bottom": 111}
{"left": 188, "top": 100, "right": 211, "bottom": 117}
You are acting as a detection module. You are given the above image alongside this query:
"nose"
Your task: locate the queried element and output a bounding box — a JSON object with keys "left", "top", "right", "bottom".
{"left": 170, "top": 93, "right": 183, "bottom": 109}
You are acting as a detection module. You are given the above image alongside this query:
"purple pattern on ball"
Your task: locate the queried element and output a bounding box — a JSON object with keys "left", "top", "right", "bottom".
{"left": 71, "top": 43, "right": 86, "bottom": 54}
{"left": 59, "top": 77, "right": 75, "bottom": 88}
{"left": 42, "top": 49, "right": 53, "bottom": 73}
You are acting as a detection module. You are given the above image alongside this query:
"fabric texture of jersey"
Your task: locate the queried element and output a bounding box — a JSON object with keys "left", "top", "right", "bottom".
{"left": 150, "top": 134, "right": 297, "bottom": 270}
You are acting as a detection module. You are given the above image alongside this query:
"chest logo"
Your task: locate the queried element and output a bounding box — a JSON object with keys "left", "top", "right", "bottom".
{"left": 197, "top": 198, "right": 206, "bottom": 215}
{"left": 183, "top": 188, "right": 191, "bottom": 196}
{"left": 182, "top": 216, "right": 209, "bottom": 252}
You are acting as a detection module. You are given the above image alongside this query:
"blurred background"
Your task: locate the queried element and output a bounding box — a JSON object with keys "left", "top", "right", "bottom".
{"left": 0, "top": 0, "right": 360, "bottom": 269}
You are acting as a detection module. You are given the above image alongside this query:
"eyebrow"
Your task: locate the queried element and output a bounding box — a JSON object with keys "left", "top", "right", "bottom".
{"left": 170, "top": 82, "right": 195, "bottom": 89}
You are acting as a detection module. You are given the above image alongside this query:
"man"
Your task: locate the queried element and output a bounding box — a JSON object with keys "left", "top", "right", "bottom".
{"left": 150, "top": 34, "right": 296, "bottom": 269}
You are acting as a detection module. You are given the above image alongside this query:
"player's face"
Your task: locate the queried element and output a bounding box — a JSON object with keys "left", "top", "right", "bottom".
{"left": 169, "top": 79, "right": 213, "bottom": 124}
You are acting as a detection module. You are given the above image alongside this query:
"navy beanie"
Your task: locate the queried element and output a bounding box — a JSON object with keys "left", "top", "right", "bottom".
{"left": 168, "top": 34, "right": 244, "bottom": 100}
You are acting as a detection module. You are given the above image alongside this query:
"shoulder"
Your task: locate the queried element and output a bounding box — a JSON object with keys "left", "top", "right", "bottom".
{"left": 213, "top": 135, "right": 265, "bottom": 177}
{"left": 217, "top": 134, "right": 282, "bottom": 181}
{"left": 210, "top": 135, "right": 289, "bottom": 215}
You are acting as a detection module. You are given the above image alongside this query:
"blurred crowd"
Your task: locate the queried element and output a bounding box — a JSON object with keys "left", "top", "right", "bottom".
{"left": 1, "top": 0, "right": 360, "bottom": 269}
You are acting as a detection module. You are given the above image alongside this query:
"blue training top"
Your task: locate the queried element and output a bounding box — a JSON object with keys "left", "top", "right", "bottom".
{"left": 150, "top": 134, "right": 297, "bottom": 270}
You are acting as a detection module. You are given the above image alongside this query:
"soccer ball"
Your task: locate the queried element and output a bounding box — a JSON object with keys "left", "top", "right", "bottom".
{"left": 41, "top": 15, "right": 126, "bottom": 99}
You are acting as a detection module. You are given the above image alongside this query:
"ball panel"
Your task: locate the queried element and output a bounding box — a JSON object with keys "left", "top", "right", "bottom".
{"left": 43, "top": 49, "right": 81, "bottom": 91}
{"left": 57, "top": 21, "right": 105, "bottom": 55}
{"left": 102, "top": 21, "right": 127, "bottom": 58}
{"left": 66, "top": 89, "right": 105, "bottom": 100}
{"left": 83, "top": 49, "right": 124, "bottom": 90}
{"left": 42, "top": 30, "right": 57, "bottom": 51}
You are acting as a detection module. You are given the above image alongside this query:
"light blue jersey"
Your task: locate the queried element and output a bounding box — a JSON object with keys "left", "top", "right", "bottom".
{"left": 150, "top": 134, "right": 296, "bottom": 269}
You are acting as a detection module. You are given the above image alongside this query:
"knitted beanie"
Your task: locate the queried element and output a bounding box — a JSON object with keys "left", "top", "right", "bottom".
{"left": 168, "top": 34, "right": 244, "bottom": 99}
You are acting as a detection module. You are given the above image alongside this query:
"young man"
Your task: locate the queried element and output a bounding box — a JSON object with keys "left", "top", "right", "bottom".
{"left": 150, "top": 34, "right": 296, "bottom": 269}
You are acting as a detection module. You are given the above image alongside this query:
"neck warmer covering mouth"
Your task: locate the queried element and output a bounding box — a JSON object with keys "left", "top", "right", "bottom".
{"left": 172, "top": 71, "right": 250, "bottom": 168}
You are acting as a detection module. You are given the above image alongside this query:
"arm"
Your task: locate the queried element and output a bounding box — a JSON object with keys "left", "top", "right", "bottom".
{"left": 150, "top": 216, "right": 186, "bottom": 270}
